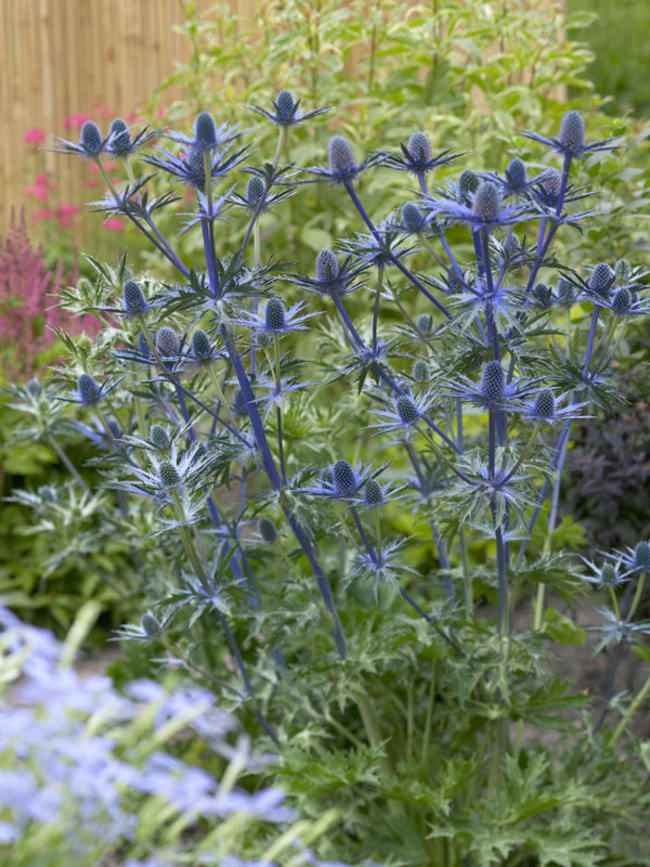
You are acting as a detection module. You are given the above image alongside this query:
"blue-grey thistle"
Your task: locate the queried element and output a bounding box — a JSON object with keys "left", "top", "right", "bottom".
{"left": 413, "top": 359, "right": 429, "bottom": 381}
{"left": 138, "top": 332, "right": 151, "bottom": 358}
{"left": 194, "top": 111, "right": 218, "bottom": 150}
{"left": 78, "top": 373, "right": 101, "bottom": 405}
{"left": 615, "top": 258, "right": 631, "bottom": 281}
{"left": 328, "top": 135, "right": 357, "bottom": 178}
{"left": 612, "top": 287, "right": 632, "bottom": 313}
{"left": 538, "top": 168, "right": 562, "bottom": 200}
{"left": 364, "top": 479, "right": 384, "bottom": 507}
{"left": 109, "top": 118, "right": 131, "bottom": 154}
{"left": 150, "top": 424, "right": 170, "bottom": 450}
{"left": 265, "top": 298, "right": 286, "bottom": 331}
{"left": 480, "top": 361, "right": 506, "bottom": 401}
{"left": 402, "top": 203, "right": 425, "bottom": 233}
{"left": 635, "top": 541, "right": 650, "bottom": 571}
{"left": 156, "top": 326, "right": 181, "bottom": 357}
{"left": 506, "top": 157, "right": 527, "bottom": 189}
{"left": 458, "top": 169, "right": 479, "bottom": 204}
{"left": 396, "top": 395, "right": 420, "bottom": 424}
{"left": 259, "top": 517, "right": 278, "bottom": 543}
{"left": 186, "top": 145, "right": 206, "bottom": 188}
{"left": 417, "top": 313, "right": 433, "bottom": 334}
{"left": 316, "top": 249, "right": 340, "bottom": 282}
{"left": 407, "top": 131, "right": 432, "bottom": 164}
{"left": 27, "top": 378, "right": 41, "bottom": 397}
{"left": 232, "top": 387, "right": 246, "bottom": 417}
{"left": 141, "top": 613, "right": 160, "bottom": 638}
{"left": 471, "top": 181, "right": 500, "bottom": 222}
{"left": 533, "top": 388, "right": 555, "bottom": 419}
{"left": 276, "top": 89, "right": 296, "bottom": 121}
{"left": 532, "top": 282, "right": 552, "bottom": 307}
{"left": 333, "top": 460, "right": 357, "bottom": 496}
{"left": 80, "top": 121, "right": 102, "bottom": 155}
{"left": 558, "top": 110, "right": 585, "bottom": 157}
{"left": 588, "top": 262, "right": 614, "bottom": 296}
{"left": 321, "top": 466, "right": 334, "bottom": 486}
{"left": 191, "top": 329, "right": 213, "bottom": 361}
{"left": 122, "top": 280, "right": 147, "bottom": 314}
{"left": 599, "top": 564, "right": 617, "bottom": 587}
{"left": 158, "top": 461, "right": 181, "bottom": 488}
{"left": 246, "top": 175, "right": 265, "bottom": 206}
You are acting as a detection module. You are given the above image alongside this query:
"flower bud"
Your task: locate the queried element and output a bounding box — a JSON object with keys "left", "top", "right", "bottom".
{"left": 78, "top": 373, "right": 101, "bottom": 405}
{"left": 532, "top": 282, "right": 552, "bottom": 307}
{"left": 156, "top": 326, "right": 181, "bottom": 357}
{"left": 138, "top": 332, "right": 151, "bottom": 358}
{"left": 396, "top": 395, "right": 419, "bottom": 424}
{"left": 246, "top": 175, "right": 265, "bottom": 206}
{"left": 333, "top": 460, "right": 356, "bottom": 496}
{"left": 558, "top": 110, "right": 585, "bottom": 156}
{"left": 191, "top": 329, "right": 213, "bottom": 361}
{"left": 413, "top": 359, "right": 429, "bottom": 381}
{"left": 194, "top": 111, "right": 218, "bottom": 150}
{"left": 364, "top": 479, "right": 383, "bottom": 506}
{"left": 588, "top": 262, "right": 614, "bottom": 296}
{"left": 506, "top": 158, "right": 527, "bottom": 189}
{"left": 186, "top": 146, "right": 206, "bottom": 189}
{"left": 407, "top": 131, "right": 432, "bottom": 164}
{"left": 109, "top": 118, "right": 130, "bottom": 154}
{"left": 265, "top": 298, "right": 286, "bottom": 331}
{"left": 402, "top": 203, "right": 425, "bottom": 233}
{"left": 537, "top": 168, "right": 561, "bottom": 202}
{"left": 27, "top": 378, "right": 41, "bottom": 397}
{"left": 80, "top": 121, "right": 102, "bottom": 154}
{"left": 141, "top": 613, "right": 160, "bottom": 637}
{"left": 316, "top": 249, "right": 340, "bottom": 283}
{"left": 276, "top": 89, "right": 296, "bottom": 121}
{"left": 150, "top": 424, "right": 170, "bottom": 450}
{"left": 328, "top": 135, "right": 357, "bottom": 178}
{"left": 612, "top": 287, "right": 632, "bottom": 313}
{"left": 599, "top": 564, "right": 617, "bottom": 587}
{"left": 635, "top": 541, "right": 650, "bottom": 571}
{"left": 458, "top": 170, "right": 479, "bottom": 204}
{"left": 158, "top": 461, "right": 181, "bottom": 488}
{"left": 471, "top": 181, "right": 500, "bottom": 222}
{"left": 533, "top": 388, "right": 555, "bottom": 419}
{"left": 614, "top": 258, "right": 631, "bottom": 281}
{"left": 259, "top": 517, "right": 278, "bottom": 542}
{"left": 480, "top": 361, "right": 505, "bottom": 401}
{"left": 417, "top": 313, "right": 433, "bottom": 334}
{"left": 123, "top": 280, "right": 146, "bottom": 314}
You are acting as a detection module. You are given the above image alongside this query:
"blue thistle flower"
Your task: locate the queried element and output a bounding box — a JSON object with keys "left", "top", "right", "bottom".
{"left": 246, "top": 175, "right": 265, "bottom": 207}
{"left": 232, "top": 298, "right": 317, "bottom": 334}
{"left": 458, "top": 170, "right": 480, "bottom": 205}
{"left": 384, "top": 131, "right": 461, "bottom": 175}
{"left": 194, "top": 112, "right": 219, "bottom": 151}
{"left": 108, "top": 118, "right": 131, "bottom": 154}
{"left": 615, "top": 259, "right": 632, "bottom": 281}
{"left": 156, "top": 326, "right": 181, "bottom": 358}
{"left": 611, "top": 286, "right": 632, "bottom": 314}
{"left": 138, "top": 332, "right": 151, "bottom": 359}
{"left": 480, "top": 361, "right": 506, "bottom": 401}
{"left": 523, "top": 110, "right": 621, "bottom": 158}
{"left": 232, "top": 387, "right": 247, "bottom": 417}
{"left": 289, "top": 249, "right": 367, "bottom": 297}
{"left": 141, "top": 613, "right": 160, "bottom": 637}
{"left": 588, "top": 262, "right": 614, "bottom": 297}
{"left": 401, "top": 203, "right": 426, "bottom": 234}
{"left": 276, "top": 90, "right": 296, "bottom": 121}
{"left": 78, "top": 373, "right": 102, "bottom": 405}
{"left": 423, "top": 176, "right": 524, "bottom": 230}
{"left": 532, "top": 282, "right": 553, "bottom": 307}
{"left": 371, "top": 390, "right": 437, "bottom": 433}
{"left": 80, "top": 122, "right": 103, "bottom": 155}
{"left": 26, "top": 378, "right": 41, "bottom": 397}
{"left": 122, "top": 280, "right": 147, "bottom": 315}
{"left": 412, "top": 360, "right": 429, "bottom": 381}
{"left": 635, "top": 541, "right": 650, "bottom": 571}
{"left": 247, "top": 90, "right": 330, "bottom": 127}
{"left": 364, "top": 479, "right": 384, "bottom": 507}
{"left": 333, "top": 460, "right": 358, "bottom": 496}
{"left": 158, "top": 460, "right": 182, "bottom": 488}
{"left": 417, "top": 313, "right": 433, "bottom": 335}
{"left": 150, "top": 424, "right": 171, "bottom": 450}
{"left": 532, "top": 388, "right": 554, "bottom": 419}
{"left": 506, "top": 158, "right": 527, "bottom": 190}
{"left": 191, "top": 329, "right": 214, "bottom": 361}
{"left": 304, "top": 135, "right": 385, "bottom": 184}
{"left": 258, "top": 517, "right": 278, "bottom": 542}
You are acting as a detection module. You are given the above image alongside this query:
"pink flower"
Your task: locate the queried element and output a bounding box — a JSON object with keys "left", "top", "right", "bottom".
{"left": 35, "top": 173, "right": 51, "bottom": 187}
{"left": 57, "top": 203, "right": 80, "bottom": 217}
{"left": 31, "top": 209, "right": 54, "bottom": 223}
{"left": 103, "top": 218, "right": 124, "bottom": 232}
{"left": 94, "top": 103, "right": 113, "bottom": 118}
{"left": 25, "top": 184, "right": 50, "bottom": 203}
{"left": 24, "top": 127, "right": 46, "bottom": 145}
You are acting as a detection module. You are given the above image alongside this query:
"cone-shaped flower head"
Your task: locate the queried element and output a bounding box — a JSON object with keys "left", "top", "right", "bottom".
{"left": 27, "top": 378, "right": 41, "bottom": 397}
{"left": 109, "top": 118, "right": 131, "bottom": 154}
{"left": 413, "top": 360, "right": 429, "bottom": 381}
{"left": 635, "top": 541, "right": 650, "bottom": 571}
{"left": 480, "top": 360, "right": 506, "bottom": 402}
{"left": 417, "top": 313, "right": 433, "bottom": 334}
{"left": 246, "top": 175, "right": 265, "bottom": 206}
{"left": 533, "top": 388, "right": 555, "bottom": 419}
{"left": 532, "top": 282, "right": 552, "bottom": 306}
{"left": 506, "top": 157, "right": 527, "bottom": 189}
{"left": 321, "top": 465, "right": 334, "bottom": 486}
{"left": 364, "top": 479, "right": 384, "bottom": 507}
{"left": 265, "top": 297, "right": 286, "bottom": 331}
{"left": 396, "top": 395, "right": 420, "bottom": 425}
{"left": 328, "top": 135, "right": 357, "bottom": 179}
{"left": 191, "top": 329, "right": 213, "bottom": 361}
{"left": 538, "top": 168, "right": 562, "bottom": 202}
{"left": 588, "top": 262, "right": 614, "bottom": 296}
{"left": 316, "top": 249, "right": 340, "bottom": 283}
{"left": 407, "top": 131, "right": 432, "bottom": 164}
{"left": 458, "top": 169, "right": 479, "bottom": 204}
{"left": 232, "top": 387, "right": 246, "bottom": 416}
{"left": 186, "top": 146, "right": 206, "bottom": 189}
{"left": 156, "top": 326, "right": 181, "bottom": 357}
{"left": 558, "top": 110, "right": 585, "bottom": 157}
{"left": 615, "top": 258, "right": 631, "bottom": 281}
{"left": 150, "top": 424, "right": 170, "bottom": 450}
{"left": 141, "top": 613, "right": 160, "bottom": 638}
{"left": 138, "top": 332, "right": 151, "bottom": 358}
{"left": 333, "top": 459, "right": 357, "bottom": 496}
{"left": 612, "top": 287, "right": 632, "bottom": 313}
{"left": 194, "top": 111, "right": 218, "bottom": 151}
{"left": 599, "top": 563, "right": 617, "bottom": 587}
{"left": 276, "top": 90, "right": 296, "bottom": 121}
{"left": 471, "top": 181, "right": 500, "bottom": 222}
{"left": 259, "top": 517, "right": 278, "bottom": 543}
{"left": 123, "top": 280, "right": 147, "bottom": 314}
{"left": 78, "top": 373, "right": 101, "bottom": 405}
{"left": 158, "top": 461, "right": 181, "bottom": 488}
{"left": 80, "top": 121, "right": 102, "bottom": 155}
{"left": 402, "top": 203, "right": 425, "bottom": 233}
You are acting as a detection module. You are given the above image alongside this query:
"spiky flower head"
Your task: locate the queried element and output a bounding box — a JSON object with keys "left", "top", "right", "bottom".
{"left": 558, "top": 110, "right": 585, "bottom": 157}
{"left": 480, "top": 361, "right": 506, "bottom": 401}
{"left": 588, "top": 262, "right": 614, "bottom": 296}
{"left": 417, "top": 313, "right": 433, "bottom": 334}
{"left": 407, "top": 131, "right": 432, "bottom": 164}
{"left": 232, "top": 387, "right": 246, "bottom": 417}
{"left": 156, "top": 326, "right": 181, "bottom": 357}
{"left": 615, "top": 258, "right": 631, "bottom": 281}
{"left": 557, "top": 277, "right": 575, "bottom": 307}
{"left": 533, "top": 388, "right": 555, "bottom": 419}
{"left": 635, "top": 541, "right": 650, "bottom": 571}
{"left": 122, "top": 279, "right": 147, "bottom": 314}
{"left": 321, "top": 466, "right": 334, "bottom": 486}
{"left": 27, "top": 378, "right": 41, "bottom": 397}
{"left": 150, "top": 424, "right": 170, "bottom": 450}
{"left": 78, "top": 373, "right": 101, "bottom": 405}
{"left": 532, "top": 282, "right": 552, "bottom": 307}
{"left": 599, "top": 563, "right": 617, "bottom": 587}
{"left": 186, "top": 146, "right": 206, "bottom": 189}
{"left": 333, "top": 460, "right": 357, "bottom": 496}
{"left": 537, "top": 168, "right": 562, "bottom": 201}
{"left": 458, "top": 169, "right": 479, "bottom": 204}
{"left": 506, "top": 157, "right": 527, "bottom": 189}
{"left": 612, "top": 287, "right": 632, "bottom": 314}
{"left": 396, "top": 395, "right": 420, "bottom": 425}
{"left": 328, "top": 135, "right": 357, "bottom": 178}
{"left": 141, "top": 613, "right": 160, "bottom": 638}
{"left": 276, "top": 90, "right": 296, "bottom": 121}
{"left": 194, "top": 112, "right": 218, "bottom": 151}
{"left": 138, "top": 332, "right": 151, "bottom": 358}
{"left": 259, "top": 517, "right": 278, "bottom": 543}
{"left": 265, "top": 298, "right": 286, "bottom": 331}
{"left": 471, "top": 181, "right": 500, "bottom": 222}
{"left": 191, "top": 329, "right": 213, "bottom": 361}
{"left": 80, "top": 121, "right": 102, "bottom": 155}
{"left": 246, "top": 175, "right": 265, "bottom": 206}
{"left": 364, "top": 479, "right": 384, "bottom": 507}
{"left": 413, "top": 360, "right": 429, "bottom": 381}
{"left": 109, "top": 118, "right": 130, "bottom": 154}
{"left": 402, "top": 203, "right": 425, "bottom": 233}
{"left": 158, "top": 461, "right": 181, "bottom": 489}
{"left": 316, "top": 249, "right": 340, "bottom": 282}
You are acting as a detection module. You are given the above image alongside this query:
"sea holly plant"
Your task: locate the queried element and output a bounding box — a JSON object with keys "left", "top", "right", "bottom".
{"left": 12, "top": 96, "right": 650, "bottom": 863}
